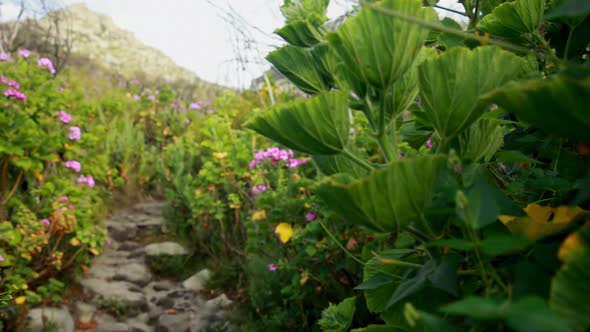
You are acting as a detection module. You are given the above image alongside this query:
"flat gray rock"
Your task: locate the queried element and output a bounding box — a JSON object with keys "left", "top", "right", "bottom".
{"left": 156, "top": 312, "right": 192, "bottom": 332}
{"left": 76, "top": 302, "right": 97, "bottom": 324}
{"left": 81, "top": 278, "right": 146, "bottom": 308}
{"left": 145, "top": 242, "right": 188, "bottom": 256}
{"left": 27, "top": 306, "right": 74, "bottom": 332}
{"left": 182, "top": 269, "right": 213, "bottom": 292}
{"left": 114, "top": 262, "right": 152, "bottom": 286}
{"left": 205, "top": 294, "right": 233, "bottom": 310}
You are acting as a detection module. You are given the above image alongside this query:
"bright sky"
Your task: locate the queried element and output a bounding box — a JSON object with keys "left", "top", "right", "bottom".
{"left": 1, "top": 0, "right": 464, "bottom": 88}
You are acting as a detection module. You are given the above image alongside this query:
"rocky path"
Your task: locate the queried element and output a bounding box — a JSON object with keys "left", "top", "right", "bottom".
{"left": 26, "top": 201, "right": 233, "bottom": 332}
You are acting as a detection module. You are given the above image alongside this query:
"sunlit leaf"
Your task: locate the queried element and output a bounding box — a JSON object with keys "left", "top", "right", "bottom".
{"left": 318, "top": 296, "right": 357, "bottom": 332}
{"left": 419, "top": 46, "right": 524, "bottom": 141}
{"left": 247, "top": 92, "right": 350, "bottom": 155}
{"left": 478, "top": 0, "right": 545, "bottom": 39}
{"left": 316, "top": 156, "right": 446, "bottom": 232}
{"left": 313, "top": 154, "right": 370, "bottom": 177}
{"left": 327, "top": 0, "right": 436, "bottom": 89}
{"left": 266, "top": 45, "right": 329, "bottom": 94}
{"left": 275, "top": 20, "right": 325, "bottom": 47}
{"left": 459, "top": 119, "right": 504, "bottom": 163}
{"left": 275, "top": 222, "right": 294, "bottom": 243}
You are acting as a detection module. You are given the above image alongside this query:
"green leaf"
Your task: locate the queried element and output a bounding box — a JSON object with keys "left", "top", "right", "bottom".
{"left": 351, "top": 325, "right": 402, "bottom": 332}
{"left": 480, "top": 235, "right": 533, "bottom": 257}
{"left": 455, "top": 166, "right": 501, "bottom": 229}
{"left": 247, "top": 92, "right": 350, "bottom": 155}
{"left": 316, "top": 156, "right": 446, "bottom": 232}
{"left": 354, "top": 275, "right": 395, "bottom": 291}
{"left": 428, "top": 255, "right": 460, "bottom": 296}
{"left": 327, "top": 0, "right": 436, "bottom": 89}
{"left": 550, "top": 226, "right": 590, "bottom": 330}
{"left": 459, "top": 119, "right": 504, "bottom": 163}
{"left": 545, "top": 0, "right": 590, "bottom": 21}
{"left": 266, "top": 45, "right": 329, "bottom": 94}
{"left": 275, "top": 20, "right": 325, "bottom": 47}
{"left": 424, "top": 239, "right": 475, "bottom": 251}
{"left": 483, "top": 71, "right": 590, "bottom": 142}
{"left": 441, "top": 296, "right": 507, "bottom": 319}
{"left": 318, "top": 296, "right": 357, "bottom": 332}
{"left": 508, "top": 297, "right": 573, "bottom": 332}
{"left": 280, "top": 0, "right": 329, "bottom": 26}
{"left": 411, "top": 311, "right": 467, "bottom": 332}
{"left": 314, "top": 154, "right": 370, "bottom": 177}
{"left": 477, "top": 0, "right": 545, "bottom": 39}
{"left": 386, "top": 259, "right": 436, "bottom": 309}
{"left": 495, "top": 150, "right": 543, "bottom": 165}
{"left": 437, "top": 17, "right": 466, "bottom": 48}
{"left": 418, "top": 46, "right": 524, "bottom": 141}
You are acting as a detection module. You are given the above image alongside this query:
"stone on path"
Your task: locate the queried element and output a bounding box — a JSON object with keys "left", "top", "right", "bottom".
{"left": 27, "top": 306, "right": 74, "bottom": 332}
{"left": 156, "top": 312, "right": 193, "bottom": 332}
{"left": 206, "top": 294, "right": 233, "bottom": 310}
{"left": 113, "top": 262, "right": 152, "bottom": 286}
{"left": 182, "top": 269, "right": 213, "bottom": 292}
{"left": 81, "top": 278, "right": 147, "bottom": 309}
{"left": 145, "top": 242, "right": 189, "bottom": 256}
{"left": 76, "top": 302, "right": 97, "bottom": 324}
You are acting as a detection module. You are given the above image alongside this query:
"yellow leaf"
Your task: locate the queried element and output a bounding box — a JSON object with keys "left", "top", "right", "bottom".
{"left": 499, "top": 204, "right": 588, "bottom": 241}
{"left": 33, "top": 171, "right": 43, "bottom": 182}
{"left": 21, "top": 284, "right": 28, "bottom": 290}
{"left": 275, "top": 223, "right": 293, "bottom": 244}
{"left": 70, "top": 238, "right": 81, "bottom": 247}
{"left": 89, "top": 248, "right": 100, "bottom": 256}
{"left": 15, "top": 296, "right": 26, "bottom": 305}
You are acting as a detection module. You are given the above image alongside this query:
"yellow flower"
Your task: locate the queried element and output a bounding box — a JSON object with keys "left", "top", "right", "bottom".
{"left": 70, "top": 238, "right": 81, "bottom": 247}
{"left": 275, "top": 223, "right": 294, "bottom": 244}
{"left": 558, "top": 232, "right": 584, "bottom": 262}
{"left": 213, "top": 152, "right": 228, "bottom": 160}
{"left": 15, "top": 296, "right": 26, "bottom": 305}
{"left": 252, "top": 210, "right": 267, "bottom": 221}
{"left": 499, "top": 204, "right": 588, "bottom": 241}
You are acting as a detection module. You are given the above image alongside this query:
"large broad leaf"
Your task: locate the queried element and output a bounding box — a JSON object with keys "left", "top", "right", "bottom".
{"left": 313, "top": 154, "right": 370, "bottom": 177}
{"left": 266, "top": 45, "right": 329, "bottom": 95}
{"left": 280, "top": 0, "right": 330, "bottom": 26}
{"left": 483, "top": 71, "right": 590, "bottom": 142}
{"left": 316, "top": 156, "right": 445, "bottom": 232}
{"left": 318, "top": 296, "right": 357, "bottom": 332}
{"left": 418, "top": 46, "right": 524, "bottom": 141}
{"left": 550, "top": 225, "right": 590, "bottom": 330}
{"left": 327, "top": 0, "right": 436, "bottom": 89}
{"left": 545, "top": 0, "right": 590, "bottom": 22}
{"left": 275, "top": 20, "right": 325, "bottom": 47}
{"left": 247, "top": 92, "right": 350, "bottom": 155}
{"left": 477, "top": 0, "right": 545, "bottom": 39}
{"left": 459, "top": 119, "right": 504, "bottom": 163}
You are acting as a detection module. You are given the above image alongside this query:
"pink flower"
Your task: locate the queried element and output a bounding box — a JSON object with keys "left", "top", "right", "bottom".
{"left": 287, "top": 158, "right": 307, "bottom": 168}
{"left": 206, "top": 109, "right": 215, "bottom": 114}
{"left": 251, "top": 184, "right": 267, "bottom": 195}
{"left": 425, "top": 139, "right": 433, "bottom": 150}
{"left": 133, "top": 94, "right": 141, "bottom": 101}
{"left": 305, "top": 211, "right": 318, "bottom": 222}
{"left": 267, "top": 263, "right": 277, "bottom": 272}
{"left": 185, "top": 118, "right": 191, "bottom": 124}
{"left": 189, "top": 102, "right": 201, "bottom": 110}
{"left": 148, "top": 95, "right": 156, "bottom": 101}
{"left": 8, "top": 80, "right": 19, "bottom": 89}
{"left": 55, "top": 111, "right": 72, "bottom": 124}
{"left": 69, "top": 204, "right": 75, "bottom": 210}
{"left": 41, "top": 218, "right": 50, "bottom": 225}
{"left": 0, "top": 52, "right": 11, "bottom": 62}
{"left": 38, "top": 57, "right": 56, "bottom": 74}
{"left": 248, "top": 160, "right": 257, "bottom": 169}
{"left": 64, "top": 160, "right": 81, "bottom": 173}
{"left": 78, "top": 175, "right": 95, "bottom": 188}
{"left": 129, "top": 79, "right": 141, "bottom": 85}
{"left": 0, "top": 254, "right": 4, "bottom": 262}
{"left": 59, "top": 196, "right": 69, "bottom": 202}
{"left": 18, "top": 49, "right": 31, "bottom": 58}
{"left": 68, "top": 126, "right": 81, "bottom": 141}
{"left": 1, "top": 77, "right": 7, "bottom": 84}
{"left": 4, "top": 89, "right": 26, "bottom": 102}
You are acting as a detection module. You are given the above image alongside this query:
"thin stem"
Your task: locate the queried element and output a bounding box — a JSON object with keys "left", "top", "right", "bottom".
{"left": 434, "top": 4, "right": 467, "bottom": 17}
{"left": 362, "top": 1, "right": 532, "bottom": 56}
{"left": 342, "top": 149, "right": 374, "bottom": 171}
{"left": 473, "top": 0, "right": 480, "bottom": 24}
{"left": 564, "top": 25, "right": 577, "bottom": 61}
{"left": 534, "top": 32, "right": 562, "bottom": 66}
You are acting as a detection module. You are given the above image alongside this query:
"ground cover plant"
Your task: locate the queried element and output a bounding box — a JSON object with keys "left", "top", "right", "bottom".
{"left": 245, "top": 0, "right": 590, "bottom": 330}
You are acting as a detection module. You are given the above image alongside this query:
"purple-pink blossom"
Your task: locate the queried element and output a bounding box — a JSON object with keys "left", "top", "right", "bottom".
{"left": 189, "top": 102, "right": 201, "bottom": 110}
{"left": 305, "top": 211, "right": 318, "bottom": 222}
{"left": 8, "top": 80, "right": 19, "bottom": 89}
{"left": 41, "top": 218, "right": 50, "bottom": 226}
{"left": 148, "top": 95, "right": 156, "bottom": 101}
{"left": 68, "top": 126, "right": 81, "bottom": 141}
{"left": 287, "top": 158, "right": 307, "bottom": 168}
{"left": 78, "top": 175, "right": 95, "bottom": 188}
{"left": 56, "top": 111, "right": 72, "bottom": 124}
{"left": 0, "top": 52, "right": 11, "bottom": 62}
{"left": 4, "top": 88, "right": 26, "bottom": 102}
{"left": 249, "top": 147, "right": 307, "bottom": 169}
{"left": 251, "top": 184, "right": 267, "bottom": 195}
{"left": 185, "top": 118, "right": 191, "bottom": 124}
{"left": 267, "top": 263, "right": 277, "bottom": 272}
{"left": 38, "top": 57, "right": 56, "bottom": 74}
{"left": 133, "top": 94, "right": 141, "bottom": 101}
{"left": 0, "top": 254, "right": 4, "bottom": 262}
{"left": 18, "top": 49, "right": 31, "bottom": 58}
{"left": 425, "top": 139, "right": 433, "bottom": 150}
{"left": 59, "top": 196, "right": 69, "bottom": 202}
{"left": 64, "top": 160, "right": 81, "bottom": 173}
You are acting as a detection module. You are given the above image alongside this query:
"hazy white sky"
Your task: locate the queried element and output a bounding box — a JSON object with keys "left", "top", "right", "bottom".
{"left": 2, "top": 0, "right": 463, "bottom": 88}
